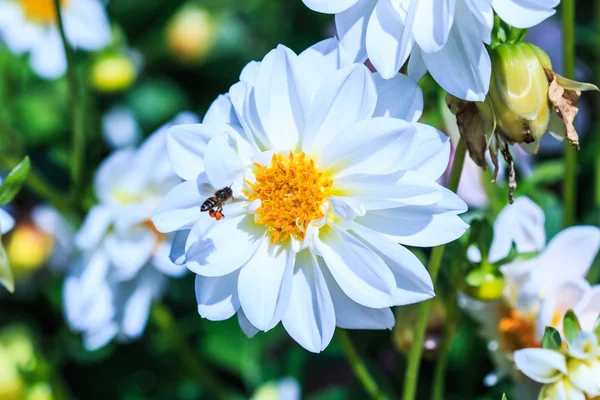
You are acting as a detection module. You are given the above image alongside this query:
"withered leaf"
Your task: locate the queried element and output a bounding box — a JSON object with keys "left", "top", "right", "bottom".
{"left": 500, "top": 145, "right": 516, "bottom": 204}
{"left": 452, "top": 102, "right": 488, "bottom": 169}
{"left": 545, "top": 68, "right": 581, "bottom": 150}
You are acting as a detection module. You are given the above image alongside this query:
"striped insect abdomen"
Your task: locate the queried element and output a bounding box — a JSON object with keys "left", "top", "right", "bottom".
{"left": 201, "top": 197, "right": 218, "bottom": 212}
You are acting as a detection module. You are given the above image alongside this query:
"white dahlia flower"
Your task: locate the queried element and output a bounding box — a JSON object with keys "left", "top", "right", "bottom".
{"left": 302, "top": 0, "right": 558, "bottom": 101}
{"left": 0, "top": 0, "right": 111, "bottom": 79}
{"left": 152, "top": 38, "right": 468, "bottom": 353}
{"left": 64, "top": 113, "right": 197, "bottom": 350}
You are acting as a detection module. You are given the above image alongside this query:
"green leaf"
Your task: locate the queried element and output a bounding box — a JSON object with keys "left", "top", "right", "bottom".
{"left": 593, "top": 314, "right": 600, "bottom": 339}
{"left": 527, "top": 161, "right": 565, "bottom": 187}
{"left": 542, "top": 326, "right": 562, "bottom": 350}
{"left": 502, "top": 394, "right": 508, "bottom": 400}
{"left": 0, "top": 156, "right": 30, "bottom": 205}
{"left": 563, "top": 310, "right": 582, "bottom": 343}
{"left": 0, "top": 235, "right": 14, "bottom": 293}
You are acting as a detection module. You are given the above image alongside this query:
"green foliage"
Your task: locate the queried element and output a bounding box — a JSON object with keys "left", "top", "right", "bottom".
{"left": 563, "top": 310, "right": 582, "bottom": 343}
{"left": 0, "top": 156, "right": 30, "bottom": 205}
{"left": 542, "top": 326, "right": 562, "bottom": 350}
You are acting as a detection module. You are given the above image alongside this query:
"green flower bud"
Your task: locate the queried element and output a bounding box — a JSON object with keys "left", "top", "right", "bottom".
{"left": 485, "top": 42, "right": 552, "bottom": 145}
{"left": 463, "top": 268, "right": 505, "bottom": 302}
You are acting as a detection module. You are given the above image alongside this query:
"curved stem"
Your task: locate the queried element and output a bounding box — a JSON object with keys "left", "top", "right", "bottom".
{"left": 402, "top": 139, "right": 467, "bottom": 400}
{"left": 150, "top": 303, "right": 241, "bottom": 400}
{"left": 53, "top": 0, "right": 86, "bottom": 204}
{"left": 562, "top": 0, "right": 576, "bottom": 228}
{"left": 336, "top": 330, "right": 390, "bottom": 400}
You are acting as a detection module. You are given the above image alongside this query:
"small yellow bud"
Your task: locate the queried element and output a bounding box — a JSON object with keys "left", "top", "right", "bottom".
{"left": 487, "top": 42, "right": 552, "bottom": 145}
{"left": 90, "top": 54, "right": 137, "bottom": 93}
{"left": 463, "top": 269, "right": 505, "bottom": 302}
{"left": 5, "top": 223, "right": 54, "bottom": 278}
{"left": 166, "top": 5, "right": 217, "bottom": 63}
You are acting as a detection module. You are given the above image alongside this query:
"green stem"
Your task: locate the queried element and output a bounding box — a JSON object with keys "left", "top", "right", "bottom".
{"left": 336, "top": 330, "right": 390, "bottom": 400}
{"left": 402, "top": 140, "right": 467, "bottom": 400}
{"left": 53, "top": 0, "right": 86, "bottom": 204}
{"left": 595, "top": 0, "right": 600, "bottom": 208}
{"left": 150, "top": 303, "right": 240, "bottom": 400}
{"left": 431, "top": 262, "right": 462, "bottom": 400}
{"left": 562, "top": 0, "right": 576, "bottom": 228}
{"left": 482, "top": 168, "right": 504, "bottom": 216}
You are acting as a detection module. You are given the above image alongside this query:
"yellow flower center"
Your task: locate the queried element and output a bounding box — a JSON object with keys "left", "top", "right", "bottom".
{"left": 19, "top": 0, "right": 68, "bottom": 24}
{"left": 244, "top": 152, "right": 333, "bottom": 244}
{"left": 498, "top": 309, "right": 539, "bottom": 353}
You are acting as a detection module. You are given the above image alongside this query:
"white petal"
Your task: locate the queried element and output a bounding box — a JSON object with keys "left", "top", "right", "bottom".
{"left": 83, "top": 322, "right": 118, "bottom": 351}
{"left": 297, "top": 38, "right": 342, "bottom": 100}
{"left": 238, "top": 240, "right": 294, "bottom": 330}
{"left": 238, "top": 309, "right": 259, "bottom": 338}
{"left": 94, "top": 148, "right": 136, "bottom": 204}
{"left": 151, "top": 179, "right": 206, "bottom": 233}
{"left": 282, "top": 250, "right": 335, "bottom": 353}
{"left": 329, "top": 197, "right": 366, "bottom": 221}
{"left": 315, "top": 224, "right": 396, "bottom": 308}
{"left": 537, "top": 279, "right": 590, "bottom": 340}
{"left": 574, "top": 285, "right": 600, "bottom": 332}
{"left": 568, "top": 359, "right": 600, "bottom": 396}
{"left": 372, "top": 73, "right": 423, "bottom": 122}
{"left": 421, "top": 1, "right": 491, "bottom": 101}
{"left": 302, "top": 0, "right": 358, "bottom": 13}
{"left": 407, "top": 49, "right": 427, "bottom": 83}
{"left": 321, "top": 265, "right": 394, "bottom": 329}
{"left": 335, "top": 0, "right": 377, "bottom": 65}
{"left": 253, "top": 45, "right": 309, "bottom": 151}
{"left": 402, "top": 123, "right": 451, "bottom": 180}
{"left": 350, "top": 223, "right": 435, "bottom": 305}
{"left": 103, "top": 230, "right": 154, "bottom": 281}
{"left": 514, "top": 348, "right": 567, "bottom": 383}
{"left": 302, "top": 64, "right": 377, "bottom": 156}
{"left": 102, "top": 105, "right": 140, "bottom": 148}
{"left": 492, "top": 0, "right": 557, "bottom": 29}
{"left": 0, "top": 209, "right": 15, "bottom": 234}
{"left": 534, "top": 226, "right": 600, "bottom": 294}
{"left": 185, "top": 213, "right": 266, "bottom": 277}
{"left": 354, "top": 187, "right": 468, "bottom": 247}
{"left": 75, "top": 205, "right": 115, "bottom": 250}
{"left": 488, "top": 196, "right": 546, "bottom": 263}
{"left": 167, "top": 124, "right": 215, "bottom": 181}
{"left": 153, "top": 243, "right": 188, "bottom": 277}
{"left": 121, "top": 275, "right": 155, "bottom": 339}
{"left": 196, "top": 270, "right": 240, "bottom": 321}
{"left": 568, "top": 332, "right": 599, "bottom": 361}
{"left": 203, "top": 94, "right": 240, "bottom": 126}
{"left": 317, "top": 117, "right": 417, "bottom": 178}
{"left": 203, "top": 134, "right": 246, "bottom": 192}
{"left": 63, "top": 0, "right": 111, "bottom": 50}
{"left": 465, "top": 0, "right": 494, "bottom": 43}
{"left": 366, "top": 0, "right": 415, "bottom": 79}
{"left": 169, "top": 229, "right": 189, "bottom": 265}
{"left": 333, "top": 170, "right": 443, "bottom": 210}
{"left": 29, "top": 29, "right": 67, "bottom": 79}
{"left": 413, "top": 0, "right": 455, "bottom": 52}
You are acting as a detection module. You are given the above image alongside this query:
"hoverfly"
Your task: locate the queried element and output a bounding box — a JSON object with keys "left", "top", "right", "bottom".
{"left": 201, "top": 185, "right": 233, "bottom": 220}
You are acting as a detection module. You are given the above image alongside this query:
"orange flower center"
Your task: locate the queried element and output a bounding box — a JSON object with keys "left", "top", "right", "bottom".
{"left": 244, "top": 152, "right": 333, "bottom": 243}
{"left": 498, "top": 309, "right": 540, "bottom": 353}
{"left": 142, "top": 220, "right": 166, "bottom": 253}
{"left": 19, "top": 0, "right": 69, "bottom": 23}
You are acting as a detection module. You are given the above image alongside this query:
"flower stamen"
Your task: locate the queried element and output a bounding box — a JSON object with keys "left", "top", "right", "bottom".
{"left": 19, "top": 0, "right": 69, "bottom": 23}
{"left": 243, "top": 152, "right": 333, "bottom": 243}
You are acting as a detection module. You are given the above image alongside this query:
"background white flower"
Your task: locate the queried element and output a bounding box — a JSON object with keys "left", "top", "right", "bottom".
{"left": 302, "top": 0, "right": 559, "bottom": 101}
{"left": 102, "top": 105, "right": 141, "bottom": 149}
{"left": 63, "top": 113, "right": 196, "bottom": 350}
{"left": 31, "top": 205, "right": 75, "bottom": 271}
{"left": 460, "top": 197, "right": 600, "bottom": 386}
{"left": 152, "top": 38, "right": 468, "bottom": 353}
{"left": 0, "top": 0, "right": 111, "bottom": 79}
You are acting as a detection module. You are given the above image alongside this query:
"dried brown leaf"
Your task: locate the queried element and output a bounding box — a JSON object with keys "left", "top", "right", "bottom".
{"left": 546, "top": 68, "right": 581, "bottom": 150}
{"left": 453, "top": 102, "right": 488, "bottom": 169}
{"left": 501, "top": 145, "right": 517, "bottom": 204}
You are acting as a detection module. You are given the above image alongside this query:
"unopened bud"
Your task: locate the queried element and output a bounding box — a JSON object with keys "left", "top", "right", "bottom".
{"left": 166, "top": 5, "right": 217, "bottom": 63}
{"left": 487, "top": 42, "right": 552, "bottom": 145}
{"left": 5, "top": 223, "right": 54, "bottom": 278}
{"left": 463, "top": 269, "right": 505, "bottom": 302}
{"left": 90, "top": 53, "right": 137, "bottom": 93}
